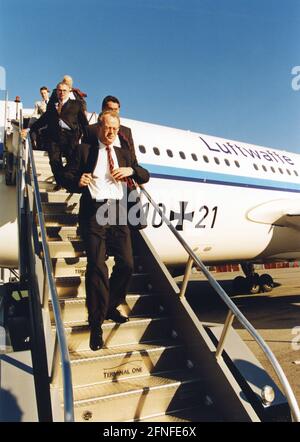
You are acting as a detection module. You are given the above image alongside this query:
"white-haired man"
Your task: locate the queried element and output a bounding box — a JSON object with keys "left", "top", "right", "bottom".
{"left": 63, "top": 110, "right": 150, "bottom": 351}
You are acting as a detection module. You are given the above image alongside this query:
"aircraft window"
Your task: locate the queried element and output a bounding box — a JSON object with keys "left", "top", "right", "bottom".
{"left": 214, "top": 157, "right": 220, "bottom": 165}
{"left": 271, "top": 167, "right": 275, "bottom": 173}
{"left": 191, "top": 153, "right": 198, "bottom": 161}
{"left": 203, "top": 156, "right": 209, "bottom": 163}
{"left": 167, "top": 149, "right": 173, "bottom": 158}
{"left": 139, "top": 145, "right": 146, "bottom": 154}
{"left": 234, "top": 160, "right": 240, "bottom": 168}
{"left": 287, "top": 169, "right": 291, "bottom": 176}
{"left": 153, "top": 147, "right": 160, "bottom": 156}
{"left": 224, "top": 159, "right": 230, "bottom": 166}
{"left": 262, "top": 165, "right": 267, "bottom": 172}
{"left": 179, "top": 151, "right": 186, "bottom": 159}
{"left": 253, "top": 164, "right": 259, "bottom": 170}
{"left": 278, "top": 168, "right": 283, "bottom": 174}
{"left": 294, "top": 170, "right": 299, "bottom": 176}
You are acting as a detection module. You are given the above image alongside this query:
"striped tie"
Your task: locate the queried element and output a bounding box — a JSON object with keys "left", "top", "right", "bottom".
{"left": 57, "top": 101, "right": 63, "bottom": 114}
{"left": 105, "top": 145, "right": 135, "bottom": 189}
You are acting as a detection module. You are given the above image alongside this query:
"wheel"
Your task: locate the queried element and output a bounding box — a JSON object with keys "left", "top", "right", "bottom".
{"left": 246, "top": 275, "right": 261, "bottom": 294}
{"left": 232, "top": 276, "right": 247, "bottom": 294}
{"left": 248, "top": 282, "right": 260, "bottom": 294}
{"left": 259, "top": 274, "right": 274, "bottom": 292}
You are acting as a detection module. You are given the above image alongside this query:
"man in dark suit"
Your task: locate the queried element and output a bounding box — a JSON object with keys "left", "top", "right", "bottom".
{"left": 63, "top": 110, "right": 150, "bottom": 351}
{"left": 30, "top": 81, "right": 88, "bottom": 185}
{"left": 82, "top": 95, "right": 136, "bottom": 160}
{"left": 48, "top": 75, "right": 87, "bottom": 112}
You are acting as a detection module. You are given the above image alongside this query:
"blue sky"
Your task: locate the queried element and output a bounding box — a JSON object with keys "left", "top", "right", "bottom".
{"left": 1, "top": 0, "right": 300, "bottom": 152}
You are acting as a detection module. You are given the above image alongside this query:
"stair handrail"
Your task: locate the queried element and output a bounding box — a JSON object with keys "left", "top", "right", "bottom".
{"left": 140, "top": 185, "right": 300, "bottom": 422}
{"left": 25, "top": 135, "right": 74, "bottom": 422}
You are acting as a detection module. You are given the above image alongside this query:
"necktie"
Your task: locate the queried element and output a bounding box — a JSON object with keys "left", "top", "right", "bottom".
{"left": 57, "top": 101, "right": 63, "bottom": 114}
{"left": 105, "top": 145, "right": 135, "bottom": 189}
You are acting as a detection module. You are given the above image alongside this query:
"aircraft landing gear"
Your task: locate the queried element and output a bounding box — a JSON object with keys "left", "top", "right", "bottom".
{"left": 232, "top": 263, "right": 274, "bottom": 295}
{"left": 258, "top": 273, "right": 274, "bottom": 292}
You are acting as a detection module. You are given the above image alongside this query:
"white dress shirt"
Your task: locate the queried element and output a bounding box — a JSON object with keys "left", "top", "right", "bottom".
{"left": 88, "top": 141, "right": 124, "bottom": 201}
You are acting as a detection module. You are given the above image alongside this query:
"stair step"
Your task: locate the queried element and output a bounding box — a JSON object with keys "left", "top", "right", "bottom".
{"left": 66, "top": 341, "right": 186, "bottom": 386}
{"left": 37, "top": 173, "right": 55, "bottom": 182}
{"left": 35, "top": 161, "right": 65, "bottom": 170}
{"left": 64, "top": 317, "right": 174, "bottom": 351}
{"left": 52, "top": 270, "right": 153, "bottom": 295}
{"left": 44, "top": 213, "right": 78, "bottom": 226}
{"left": 34, "top": 165, "right": 53, "bottom": 174}
{"left": 71, "top": 369, "right": 205, "bottom": 422}
{"left": 33, "top": 150, "right": 49, "bottom": 157}
{"left": 45, "top": 226, "right": 81, "bottom": 241}
{"left": 50, "top": 292, "right": 165, "bottom": 322}
{"left": 48, "top": 240, "right": 85, "bottom": 258}
{"left": 33, "top": 150, "right": 49, "bottom": 161}
{"left": 38, "top": 182, "right": 66, "bottom": 191}
{"left": 42, "top": 202, "right": 80, "bottom": 215}
{"left": 51, "top": 257, "right": 107, "bottom": 278}
{"left": 47, "top": 236, "right": 145, "bottom": 275}
{"left": 41, "top": 192, "right": 81, "bottom": 204}
{"left": 52, "top": 256, "right": 115, "bottom": 278}
{"left": 137, "top": 405, "right": 222, "bottom": 422}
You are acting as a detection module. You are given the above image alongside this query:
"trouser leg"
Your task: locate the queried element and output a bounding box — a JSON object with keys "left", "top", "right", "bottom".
{"left": 80, "top": 198, "right": 134, "bottom": 327}
{"left": 48, "top": 131, "right": 77, "bottom": 185}
{"left": 107, "top": 225, "right": 134, "bottom": 313}
{"left": 82, "top": 224, "right": 110, "bottom": 327}
{"left": 48, "top": 140, "right": 64, "bottom": 185}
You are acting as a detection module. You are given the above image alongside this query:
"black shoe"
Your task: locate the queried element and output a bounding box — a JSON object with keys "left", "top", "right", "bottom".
{"left": 106, "top": 309, "right": 129, "bottom": 324}
{"left": 89, "top": 327, "right": 103, "bottom": 351}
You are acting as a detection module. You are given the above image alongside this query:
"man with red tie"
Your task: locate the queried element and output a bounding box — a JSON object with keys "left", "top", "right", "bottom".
{"left": 30, "top": 81, "right": 88, "bottom": 185}
{"left": 63, "top": 110, "right": 150, "bottom": 351}
{"left": 82, "top": 95, "right": 136, "bottom": 161}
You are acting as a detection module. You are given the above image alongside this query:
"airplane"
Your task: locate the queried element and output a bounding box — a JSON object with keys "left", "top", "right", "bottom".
{"left": 1, "top": 98, "right": 300, "bottom": 296}
{"left": 120, "top": 116, "right": 300, "bottom": 294}
{"left": 1, "top": 97, "right": 300, "bottom": 423}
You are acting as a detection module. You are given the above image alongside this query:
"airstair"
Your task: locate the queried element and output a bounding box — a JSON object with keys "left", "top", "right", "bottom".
{"left": 33, "top": 150, "right": 226, "bottom": 422}
{"left": 1, "top": 118, "right": 300, "bottom": 422}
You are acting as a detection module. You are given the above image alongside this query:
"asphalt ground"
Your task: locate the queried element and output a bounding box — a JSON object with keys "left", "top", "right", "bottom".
{"left": 175, "top": 267, "right": 300, "bottom": 410}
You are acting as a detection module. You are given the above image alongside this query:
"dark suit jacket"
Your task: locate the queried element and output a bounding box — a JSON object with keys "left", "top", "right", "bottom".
{"left": 63, "top": 140, "right": 149, "bottom": 195}
{"left": 82, "top": 123, "right": 136, "bottom": 161}
{"left": 31, "top": 98, "right": 88, "bottom": 142}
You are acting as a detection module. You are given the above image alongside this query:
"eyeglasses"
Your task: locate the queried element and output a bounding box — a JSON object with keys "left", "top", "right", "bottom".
{"left": 103, "top": 126, "right": 119, "bottom": 132}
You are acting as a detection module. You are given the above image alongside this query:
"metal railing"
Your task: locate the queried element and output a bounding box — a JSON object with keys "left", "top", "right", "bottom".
{"left": 87, "top": 111, "right": 98, "bottom": 124}
{"left": 25, "top": 136, "right": 74, "bottom": 422}
{"left": 140, "top": 186, "right": 300, "bottom": 422}
{"left": 17, "top": 109, "right": 27, "bottom": 278}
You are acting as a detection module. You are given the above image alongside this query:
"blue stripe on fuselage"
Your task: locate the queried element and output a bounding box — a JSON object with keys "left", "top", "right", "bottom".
{"left": 140, "top": 163, "right": 300, "bottom": 193}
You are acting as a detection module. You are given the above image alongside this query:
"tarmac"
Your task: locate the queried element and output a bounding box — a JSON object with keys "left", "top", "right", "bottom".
{"left": 175, "top": 267, "right": 300, "bottom": 412}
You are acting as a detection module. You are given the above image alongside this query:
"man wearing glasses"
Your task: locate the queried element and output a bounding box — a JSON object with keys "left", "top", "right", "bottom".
{"left": 63, "top": 110, "right": 150, "bottom": 351}
{"left": 83, "top": 95, "right": 136, "bottom": 161}
{"left": 30, "top": 81, "right": 88, "bottom": 186}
